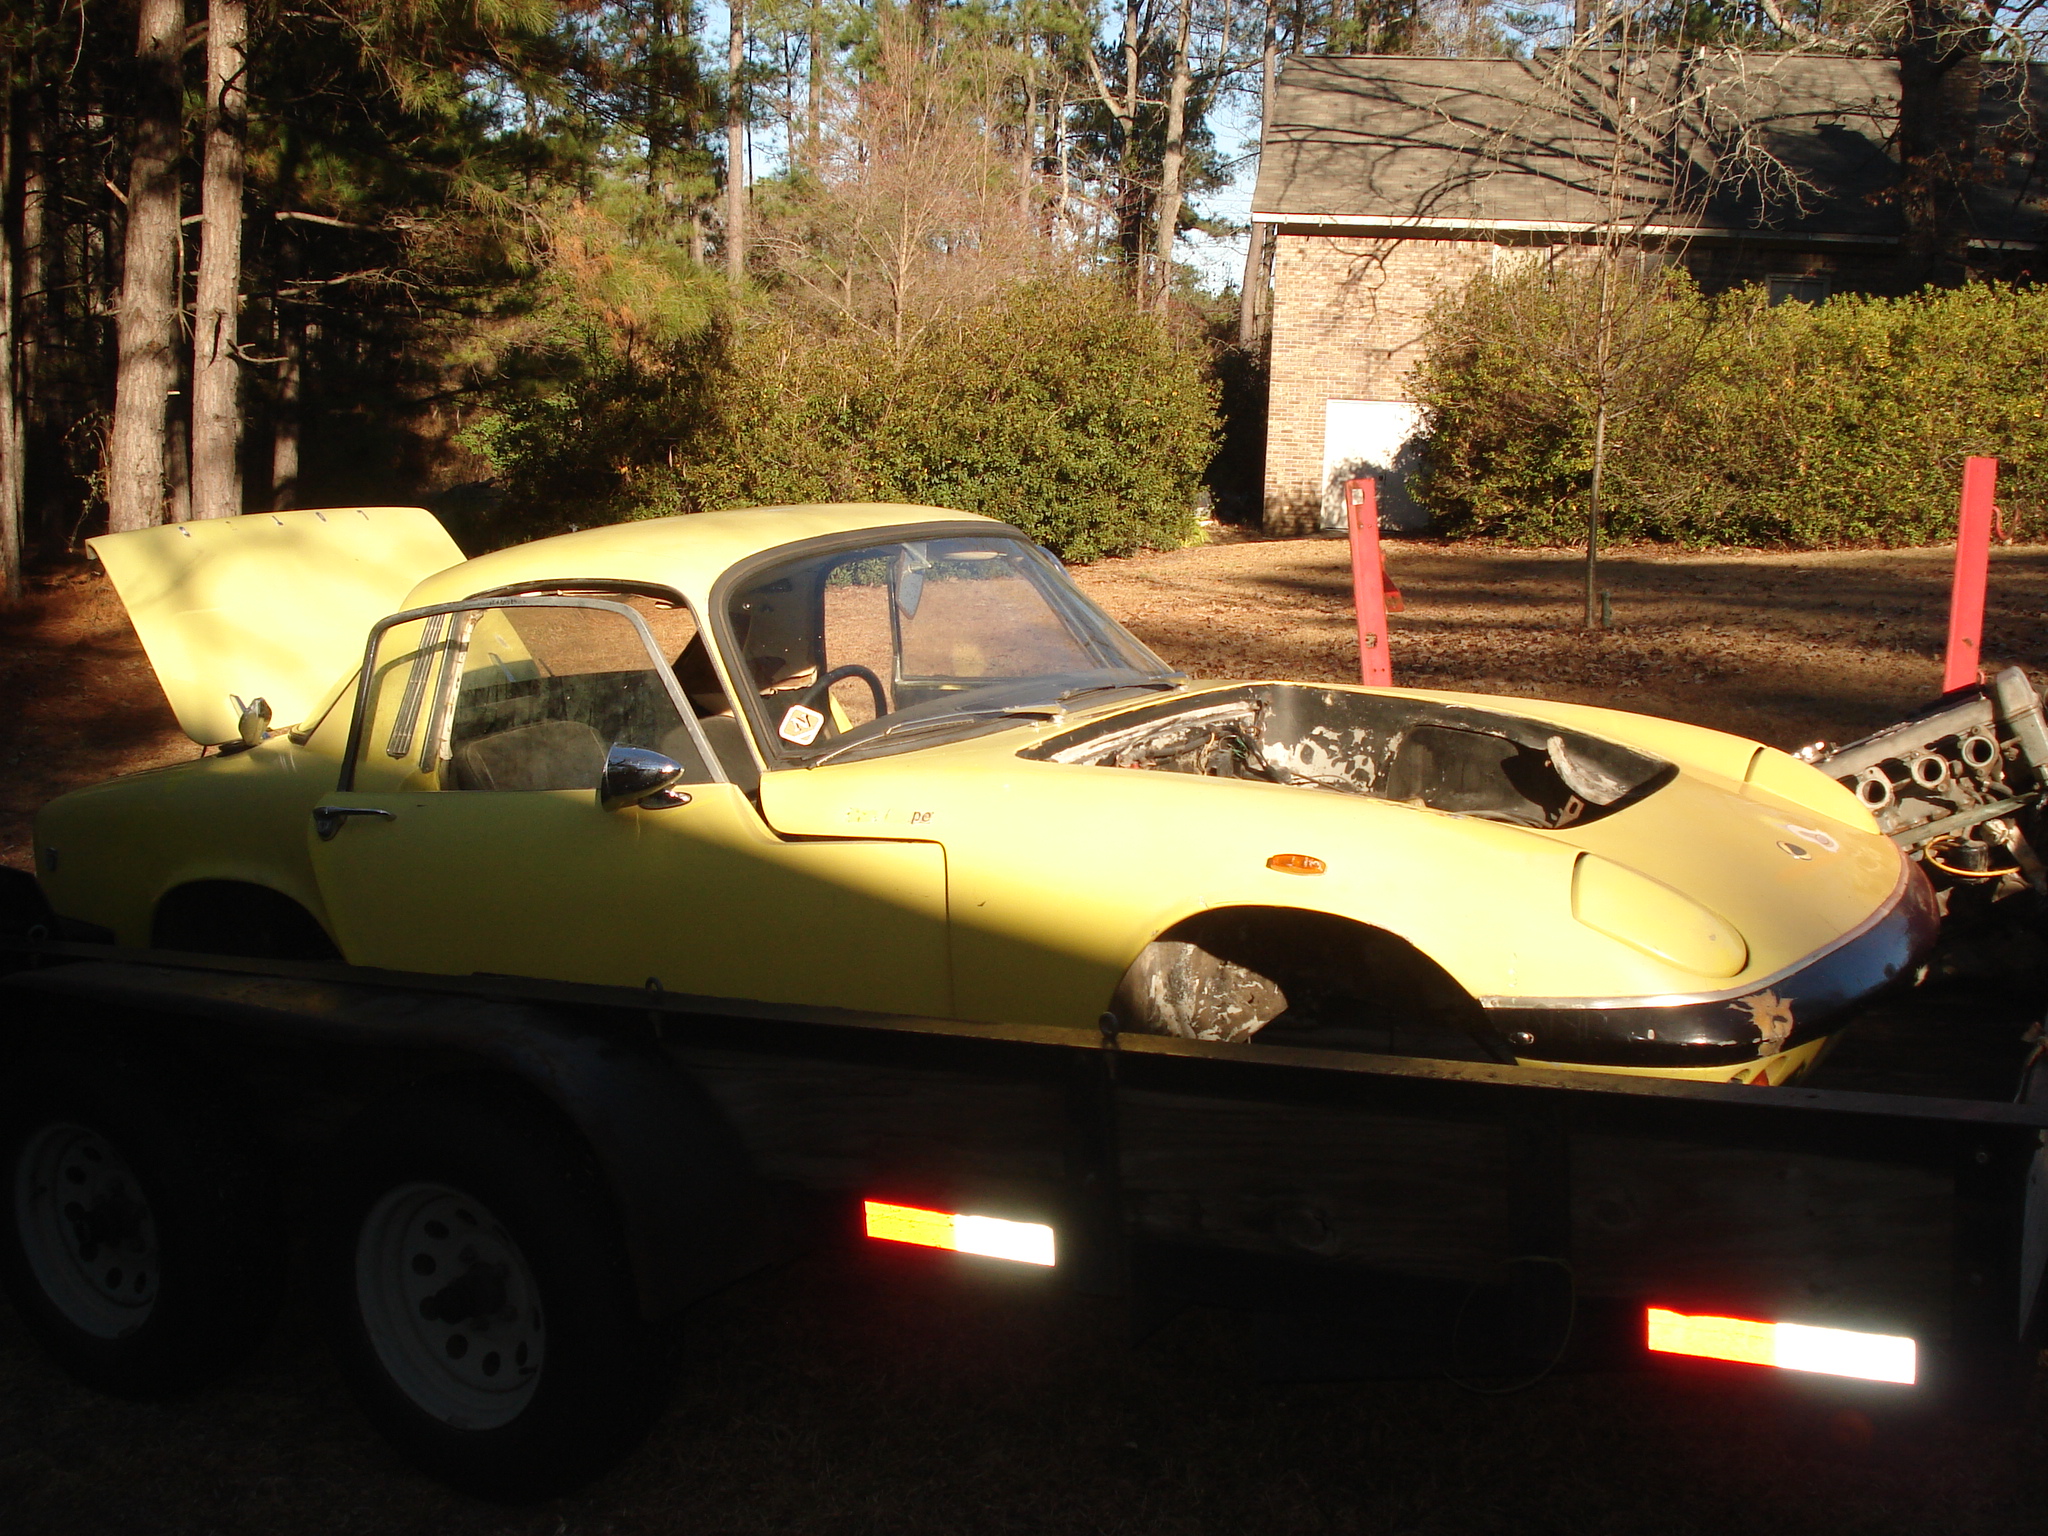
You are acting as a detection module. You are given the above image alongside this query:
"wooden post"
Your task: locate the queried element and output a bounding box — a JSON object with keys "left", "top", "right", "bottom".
{"left": 1943, "top": 457, "right": 1999, "bottom": 694}
{"left": 1346, "top": 477, "right": 1393, "bottom": 687}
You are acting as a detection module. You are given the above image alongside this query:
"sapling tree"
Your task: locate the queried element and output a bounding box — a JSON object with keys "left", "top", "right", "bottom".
{"left": 1443, "top": 13, "right": 1819, "bottom": 623}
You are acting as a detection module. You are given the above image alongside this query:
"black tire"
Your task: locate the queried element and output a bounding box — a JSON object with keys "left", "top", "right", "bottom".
{"left": 0, "top": 866, "right": 55, "bottom": 938}
{"left": 0, "top": 1040, "right": 284, "bottom": 1397}
{"left": 320, "top": 1087, "right": 676, "bottom": 1500}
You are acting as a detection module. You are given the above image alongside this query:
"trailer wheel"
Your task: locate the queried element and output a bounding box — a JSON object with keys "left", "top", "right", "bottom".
{"left": 0, "top": 1046, "right": 283, "bottom": 1397}
{"left": 321, "top": 1090, "right": 675, "bottom": 1500}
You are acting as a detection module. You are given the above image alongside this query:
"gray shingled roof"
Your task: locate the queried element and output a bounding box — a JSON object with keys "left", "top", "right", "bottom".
{"left": 1252, "top": 51, "right": 2048, "bottom": 245}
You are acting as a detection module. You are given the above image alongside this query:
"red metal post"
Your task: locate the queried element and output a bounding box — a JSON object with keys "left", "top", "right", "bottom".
{"left": 1942, "top": 456, "right": 1999, "bottom": 694}
{"left": 1346, "top": 477, "right": 1393, "bottom": 687}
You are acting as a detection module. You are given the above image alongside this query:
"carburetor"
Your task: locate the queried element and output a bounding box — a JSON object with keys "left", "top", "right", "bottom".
{"left": 1812, "top": 666, "right": 2048, "bottom": 894}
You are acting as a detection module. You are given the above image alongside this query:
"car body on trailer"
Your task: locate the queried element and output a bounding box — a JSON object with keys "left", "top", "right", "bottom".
{"left": 36, "top": 502, "right": 1932, "bottom": 1084}
{"left": 13, "top": 501, "right": 2041, "bottom": 1503}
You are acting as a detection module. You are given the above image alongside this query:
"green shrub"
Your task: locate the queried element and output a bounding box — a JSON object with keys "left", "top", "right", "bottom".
{"left": 460, "top": 275, "right": 1216, "bottom": 562}
{"left": 678, "top": 279, "right": 1216, "bottom": 561}
{"left": 1412, "top": 278, "right": 2048, "bottom": 546}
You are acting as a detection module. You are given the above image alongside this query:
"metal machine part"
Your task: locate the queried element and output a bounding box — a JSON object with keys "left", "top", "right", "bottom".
{"left": 1026, "top": 684, "right": 1672, "bottom": 832}
{"left": 1815, "top": 666, "right": 2048, "bottom": 895}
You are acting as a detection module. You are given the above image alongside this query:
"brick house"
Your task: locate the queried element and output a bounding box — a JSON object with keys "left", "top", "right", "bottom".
{"left": 1250, "top": 52, "right": 2048, "bottom": 536}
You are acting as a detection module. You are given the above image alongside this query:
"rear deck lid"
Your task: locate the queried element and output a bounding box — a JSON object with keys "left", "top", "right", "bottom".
{"left": 89, "top": 507, "right": 463, "bottom": 745}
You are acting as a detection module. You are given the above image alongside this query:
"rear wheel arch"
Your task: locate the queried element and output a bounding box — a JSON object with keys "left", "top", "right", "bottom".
{"left": 151, "top": 879, "right": 340, "bottom": 961}
{"left": 1111, "top": 905, "right": 1509, "bottom": 1061}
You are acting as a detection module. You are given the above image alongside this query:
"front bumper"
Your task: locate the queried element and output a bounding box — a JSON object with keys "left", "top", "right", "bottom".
{"left": 1479, "top": 861, "right": 1940, "bottom": 1072}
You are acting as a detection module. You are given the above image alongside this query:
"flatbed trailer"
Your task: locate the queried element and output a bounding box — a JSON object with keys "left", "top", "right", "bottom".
{"left": 2, "top": 935, "right": 2045, "bottom": 1498}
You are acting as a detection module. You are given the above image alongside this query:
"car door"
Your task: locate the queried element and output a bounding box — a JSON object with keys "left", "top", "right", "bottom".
{"left": 306, "top": 595, "right": 950, "bottom": 1016}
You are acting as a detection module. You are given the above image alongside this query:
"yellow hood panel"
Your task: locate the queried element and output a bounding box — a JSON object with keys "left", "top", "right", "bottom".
{"left": 89, "top": 507, "right": 462, "bottom": 745}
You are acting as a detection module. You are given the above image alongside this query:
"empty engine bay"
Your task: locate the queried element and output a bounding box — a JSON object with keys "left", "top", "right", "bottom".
{"left": 1022, "top": 684, "right": 1672, "bottom": 829}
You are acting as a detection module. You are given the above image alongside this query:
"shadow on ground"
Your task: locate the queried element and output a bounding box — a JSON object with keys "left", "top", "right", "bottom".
{"left": 3, "top": 1233, "right": 2044, "bottom": 1536}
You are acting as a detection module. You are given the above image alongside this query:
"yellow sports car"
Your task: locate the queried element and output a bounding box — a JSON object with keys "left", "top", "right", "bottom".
{"left": 34, "top": 503, "right": 1933, "bottom": 1084}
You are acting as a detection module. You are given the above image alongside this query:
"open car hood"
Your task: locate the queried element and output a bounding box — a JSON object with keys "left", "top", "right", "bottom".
{"left": 89, "top": 507, "right": 463, "bottom": 746}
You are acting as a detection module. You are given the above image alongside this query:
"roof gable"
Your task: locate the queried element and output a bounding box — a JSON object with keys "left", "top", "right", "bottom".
{"left": 1252, "top": 51, "right": 2047, "bottom": 244}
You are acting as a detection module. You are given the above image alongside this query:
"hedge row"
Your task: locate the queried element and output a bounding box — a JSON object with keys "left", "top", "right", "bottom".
{"left": 1411, "top": 277, "right": 2048, "bottom": 546}
{"left": 460, "top": 277, "right": 1216, "bottom": 563}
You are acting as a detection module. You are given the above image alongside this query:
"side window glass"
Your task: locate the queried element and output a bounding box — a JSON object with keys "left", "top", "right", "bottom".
{"left": 351, "top": 604, "right": 711, "bottom": 793}
{"left": 627, "top": 594, "right": 764, "bottom": 794}
{"left": 442, "top": 606, "right": 707, "bottom": 792}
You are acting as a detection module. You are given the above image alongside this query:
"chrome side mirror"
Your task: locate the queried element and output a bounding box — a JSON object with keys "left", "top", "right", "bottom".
{"left": 231, "top": 694, "right": 271, "bottom": 748}
{"left": 598, "top": 745, "right": 691, "bottom": 812}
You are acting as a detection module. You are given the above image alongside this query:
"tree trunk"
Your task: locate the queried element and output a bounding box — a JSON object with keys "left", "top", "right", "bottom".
{"left": 1586, "top": 398, "right": 1607, "bottom": 629}
{"left": 1118, "top": 0, "right": 1140, "bottom": 289}
{"left": 106, "top": 0, "right": 186, "bottom": 534}
{"left": 646, "top": 0, "right": 678, "bottom": 212}
{"left": 18, "top": 70, "right": 48, "bottom": 562}
{"left": 1896, "top": 0, "right": 1988, "bottom": 291}
{"left": 270, "top": 310, "right": 301, "bottom": 510}
{"left": 726, "top": 0, "right": 746, "bottom": 286}
{"left": 1586, "top": 239, "right": 1619, "bottom": 630}
{"left": 1020, "top": 35, "right": 1036, "bottom": 229}
{"left": 1153, "top": 0, "right": 1192, "bottom": 314}
{"left": 166, "top": 403, "right": 192, "bottom": 523}
{"left": 192, "top": 0, "right": 247, "bottom": 520}
{"left": 1046, "top": 81, "right": 1066, "bottom": 240}
{"left": 807, "top": 6, "right": 823, "bottom": 165}
{"left": 1, "top": 87, "right": 22, "bottom": 601}
{"left": 1238, "top": 18, "right": 1278, "bottom": 345}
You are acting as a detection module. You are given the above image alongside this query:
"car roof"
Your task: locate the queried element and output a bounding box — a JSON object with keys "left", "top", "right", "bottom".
{"left": 403, "top": 503, "right": 1005, "bottom": 610}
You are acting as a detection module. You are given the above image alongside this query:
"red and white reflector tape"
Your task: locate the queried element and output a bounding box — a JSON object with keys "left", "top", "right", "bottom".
{"left": 863, "top": 1200, "right": 1055, "bottom": 1267}
{"left": 1647, "top": 1307, "right": 1916, "bottom": 1385}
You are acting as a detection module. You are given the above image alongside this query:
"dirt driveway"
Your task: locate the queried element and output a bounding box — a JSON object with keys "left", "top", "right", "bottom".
{"left": 1073, "top": 534, "right": 2048, "bottom": 752}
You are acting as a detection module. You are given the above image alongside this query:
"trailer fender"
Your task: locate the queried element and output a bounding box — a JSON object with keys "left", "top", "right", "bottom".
{"left": 1, "top": 962, "right": 757, "bottom": 1319}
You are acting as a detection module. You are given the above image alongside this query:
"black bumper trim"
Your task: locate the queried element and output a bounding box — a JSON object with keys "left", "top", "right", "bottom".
{"left": 1479, "top": 864, "right": 1940, "bottom": 1068}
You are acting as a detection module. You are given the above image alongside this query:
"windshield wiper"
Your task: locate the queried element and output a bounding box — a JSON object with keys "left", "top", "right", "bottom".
{"left": 1054, "top": 676, "right": 1186, "bottom": 705}
{"left": 806, "top": 703, "right": 1063, "bottom": 768}
{"left": 804, "top": 679, "right": 1186, "bottom": 769}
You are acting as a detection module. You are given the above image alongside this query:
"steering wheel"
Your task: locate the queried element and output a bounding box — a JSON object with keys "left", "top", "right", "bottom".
{"left": 795, "top": 664, "right": 888, "bottom": 734}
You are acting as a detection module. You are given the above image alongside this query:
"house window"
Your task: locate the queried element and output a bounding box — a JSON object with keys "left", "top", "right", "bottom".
{"left": 1491, "top": 244, "right": 1553, "bottom": 277}
{"left": 1767, "top": 274, "right": 1830, "bottom": 306}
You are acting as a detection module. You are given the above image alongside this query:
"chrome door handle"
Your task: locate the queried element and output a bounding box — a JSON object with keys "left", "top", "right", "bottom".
{"left": 313, "top": 806, "right": 397, "bottom": 841}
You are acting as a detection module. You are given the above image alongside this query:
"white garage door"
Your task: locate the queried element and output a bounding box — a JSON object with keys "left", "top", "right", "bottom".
{"left": 1320, "top": 399, "right": 1427, "bottom": 532}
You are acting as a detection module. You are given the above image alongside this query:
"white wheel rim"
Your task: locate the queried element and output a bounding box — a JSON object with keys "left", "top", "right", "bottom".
{"left": 13, "top": 1122, "right": 160, "bottom": 1339}
{"left": 355, "top": 1182, "right": 545, "bottom": 1429}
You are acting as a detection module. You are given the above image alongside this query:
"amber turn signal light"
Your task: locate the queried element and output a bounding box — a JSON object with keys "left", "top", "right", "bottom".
{"left": 1265, "top": 853, "right": 1326, "bottom": 875}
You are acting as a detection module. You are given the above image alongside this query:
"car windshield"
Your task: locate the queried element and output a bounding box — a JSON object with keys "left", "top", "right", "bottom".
{"left": 720, "top": 533, "right": 1178, "bottom": 763}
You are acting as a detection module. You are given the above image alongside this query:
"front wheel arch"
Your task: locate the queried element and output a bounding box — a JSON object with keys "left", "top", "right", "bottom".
{"left": 1111, "top": 906, "right": 1510, "bottom": 1062}
{"left": 151, "top": 879, "right": 340, "bottom": 961}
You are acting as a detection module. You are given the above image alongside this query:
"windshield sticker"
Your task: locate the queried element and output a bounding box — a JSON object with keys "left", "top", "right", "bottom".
{"left": 779, "top": 704, "right": 826, "bottom": 745}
